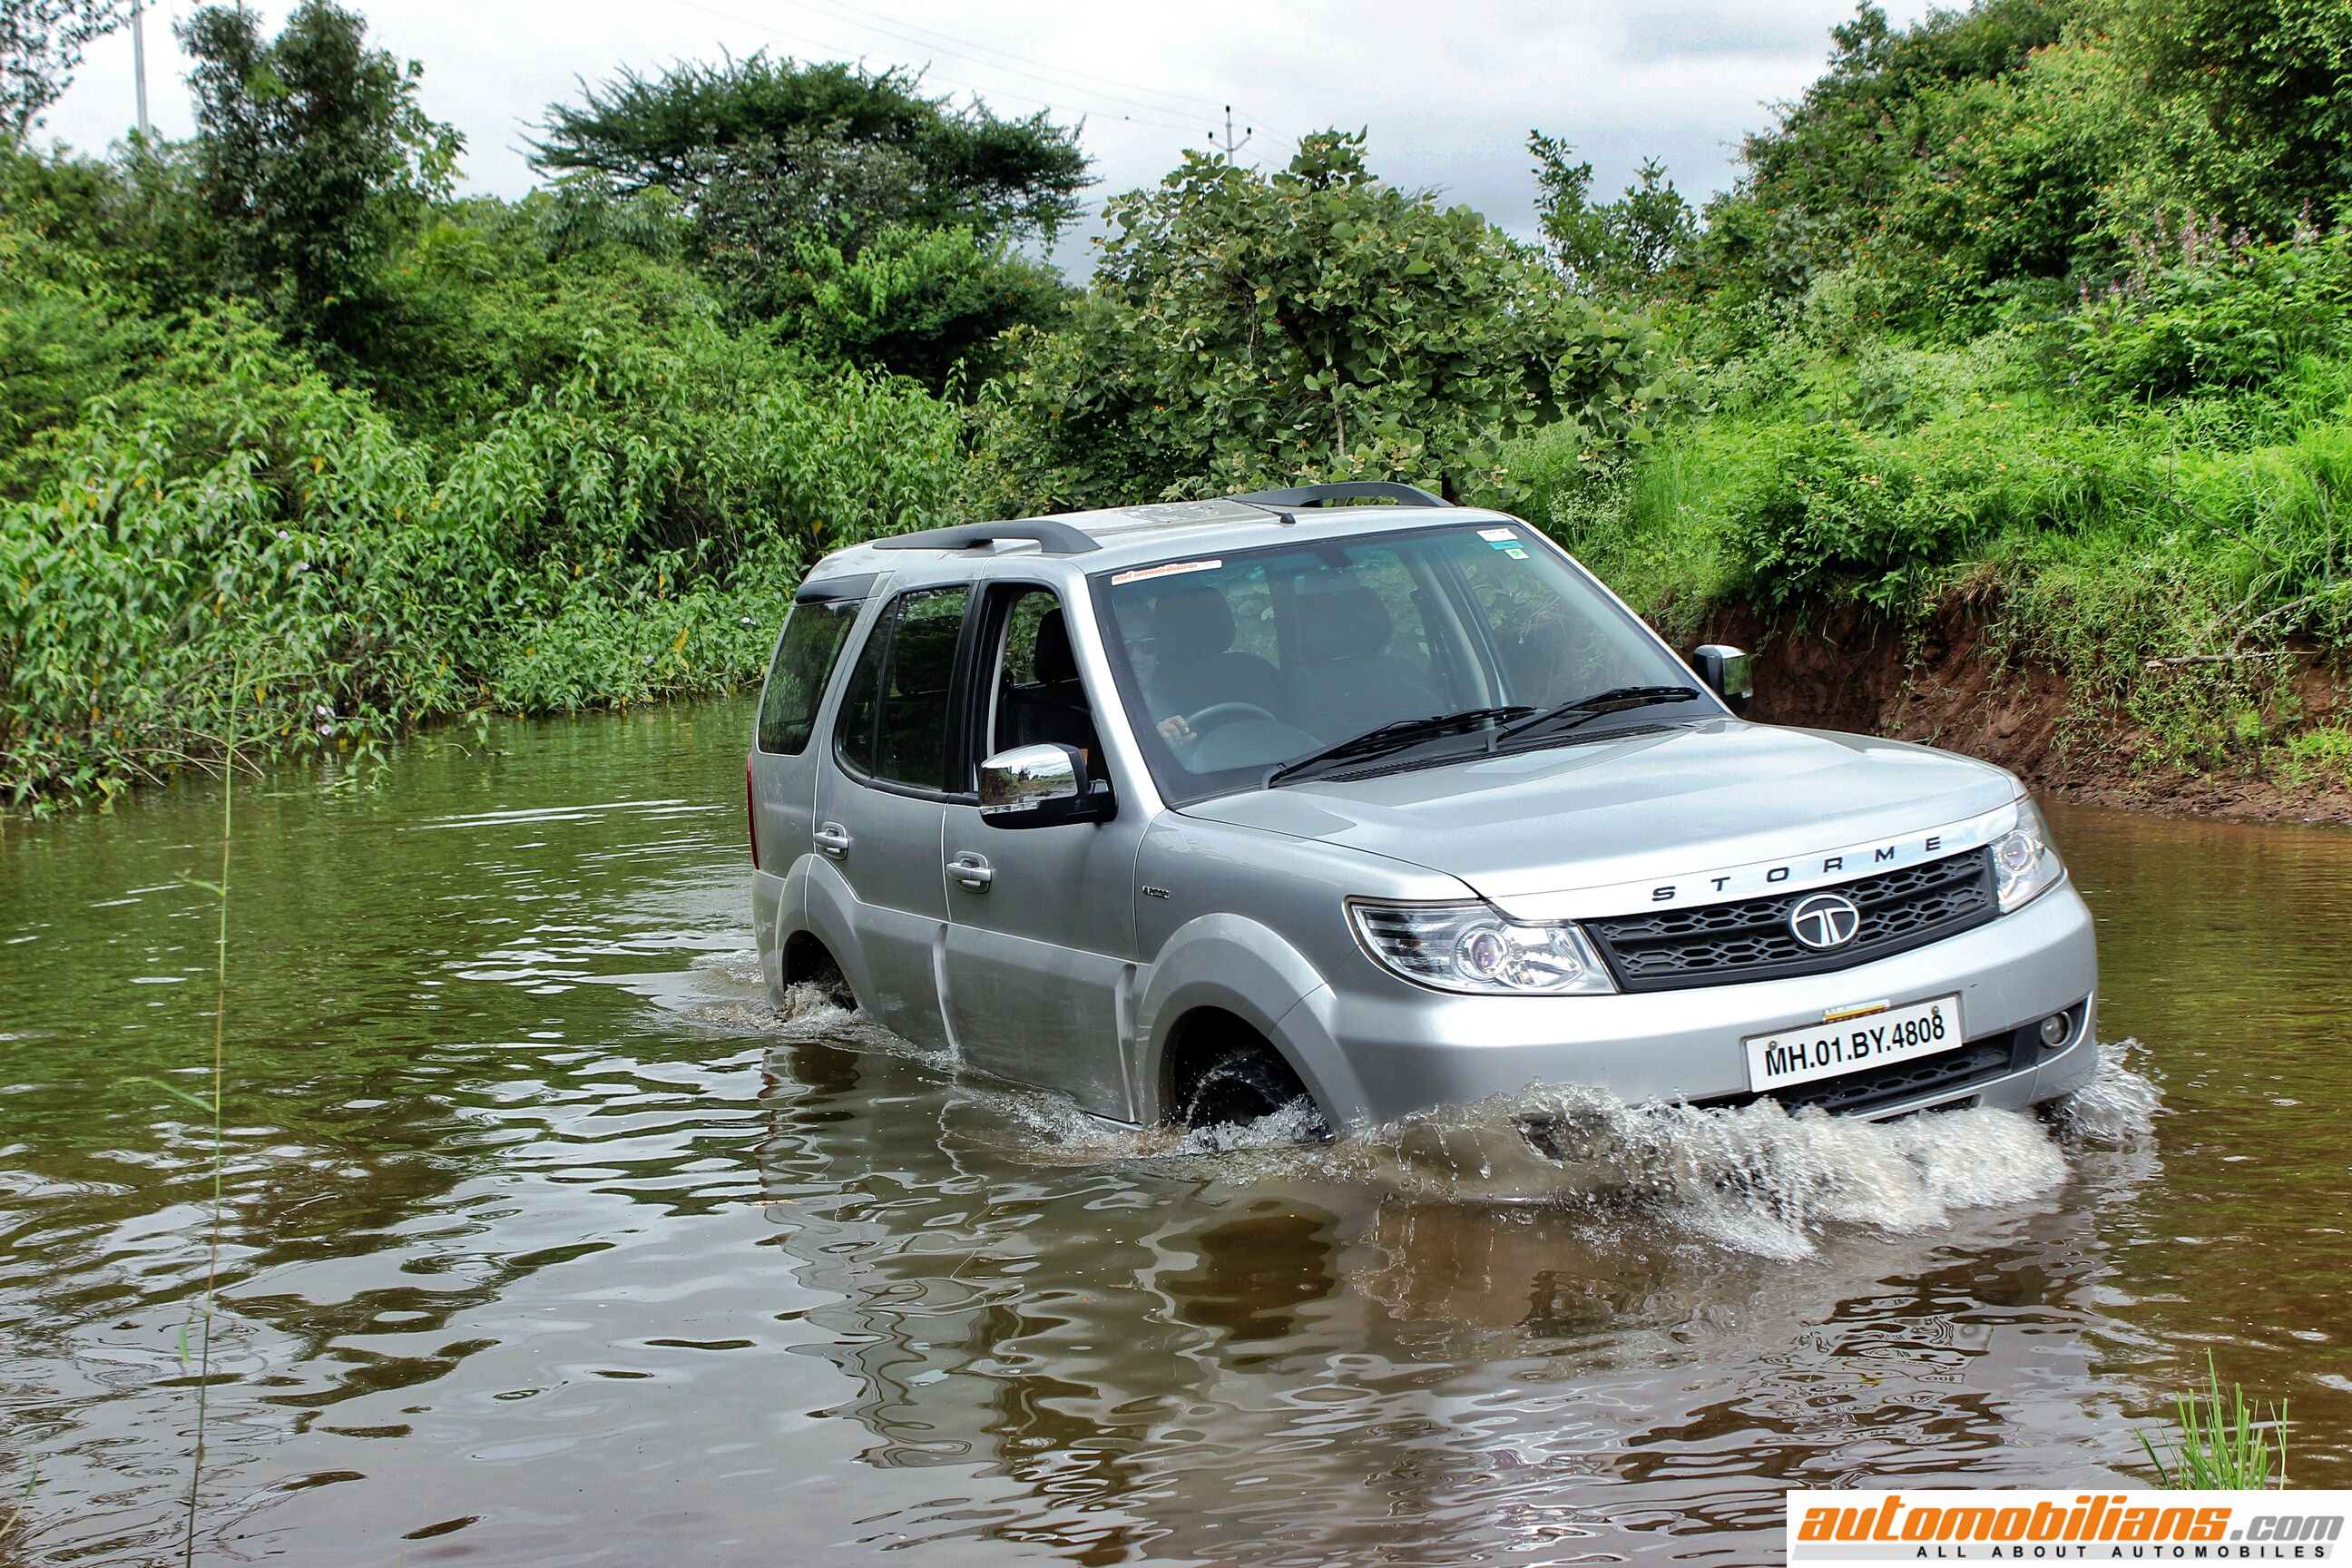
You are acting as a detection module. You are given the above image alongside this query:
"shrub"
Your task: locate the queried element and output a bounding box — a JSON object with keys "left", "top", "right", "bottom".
{"left": 1719, "top": 421, "right": 1967, "bottom": 612}
{"left": 2066, "top": 231, "right": 2352, "bottom": 406}
{"left": 0, "top": 306, "right": 962, "bottom": 807}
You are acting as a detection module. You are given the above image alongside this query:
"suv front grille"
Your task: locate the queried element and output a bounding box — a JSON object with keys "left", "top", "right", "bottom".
{"left": 1583, "top": 848, "right": 1998, "bottom": 993}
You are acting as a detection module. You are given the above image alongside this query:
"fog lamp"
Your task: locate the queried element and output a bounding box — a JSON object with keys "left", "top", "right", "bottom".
{"left": 2038, "top": 1013, "right": 2071, "bottom": 1049}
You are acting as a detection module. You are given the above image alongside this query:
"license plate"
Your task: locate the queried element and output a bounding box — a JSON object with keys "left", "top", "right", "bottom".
{"left": 1743, "top": 995, "right": 1964, "bottom": 1093}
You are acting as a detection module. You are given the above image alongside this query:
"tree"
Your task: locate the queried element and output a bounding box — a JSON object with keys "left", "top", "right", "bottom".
{"left": 1689, "top": 0, "right": 2071, "bottom": 300}
{"left": 1529, "top": 134, "right": 1697, "bottom": 296}
{"left": 1, "top": 0, "right": 122, "bottom": 141}
{"left": 178, "top": 0, "right": 460, "bottom": 360}
{"left": 529, "top": 54, "right": 1088, "bottom": 244}
{"left": 2104, "top": 0, "right": 2352, "bottom": 231}
{"left": 966, "top": 130, "right": 1680, "bottom": 514}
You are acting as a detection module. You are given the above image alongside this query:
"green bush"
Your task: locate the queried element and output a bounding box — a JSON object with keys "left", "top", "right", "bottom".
{"left": 1716, "top": 421, "right": 1962, "bottom": 612}
{"left": 0, "top": 304, "right": 961, "bottom": 808}
{"left": 2066, "top": 233, "right": 2352, "bottom": 405}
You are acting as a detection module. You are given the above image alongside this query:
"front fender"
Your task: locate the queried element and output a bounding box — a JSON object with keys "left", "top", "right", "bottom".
{"left": 1133, "top": 913, "right": 1370, "bottom": 1129}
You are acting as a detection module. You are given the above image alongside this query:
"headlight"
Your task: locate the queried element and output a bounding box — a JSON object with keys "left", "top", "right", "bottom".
{"left": 1992, "top": 798, "right": 2066, "bottom": 912}
{"left": 1349, "top": 900, "right": 1616, "bottom": 995}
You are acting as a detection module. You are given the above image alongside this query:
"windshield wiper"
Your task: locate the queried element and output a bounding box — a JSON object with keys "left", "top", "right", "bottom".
{"left": 1267, "top": 706, "right": 1534, "bottom": 787}
{"left": 1489, "top": 685, "right": 1703, "bottom": 747}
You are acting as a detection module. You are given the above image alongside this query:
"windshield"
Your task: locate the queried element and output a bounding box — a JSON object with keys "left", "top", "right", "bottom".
{"left": 1089, "top": 521, "right": 1711, "bottom": 804}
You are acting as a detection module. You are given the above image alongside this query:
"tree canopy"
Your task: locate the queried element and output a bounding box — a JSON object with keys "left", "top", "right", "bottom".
{"left": 1529, "top": 134, "right": 1698, "bottom": 297}
{"left": 528, "top": 53, "right": 1089, "bottom": 244}
{"left": 966, "top": 130, "right": 1680, "bottom": 513}
{"left": 178, "top": 0, "right": 460, "bottom": 362}
{"left": 1, "top": 0, "right": 122, "bottom": 140}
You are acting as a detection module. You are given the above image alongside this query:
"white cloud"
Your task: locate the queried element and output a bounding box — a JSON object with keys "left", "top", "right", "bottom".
{"left": 34, "top": 0, "right": 1935, "bottom": 274}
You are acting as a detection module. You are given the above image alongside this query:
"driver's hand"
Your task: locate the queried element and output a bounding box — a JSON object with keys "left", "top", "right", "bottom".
{"left": 1158, "top": 713, "right": 1197, "bottom": 745}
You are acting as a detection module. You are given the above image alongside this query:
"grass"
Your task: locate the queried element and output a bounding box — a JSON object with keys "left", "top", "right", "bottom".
{"left": 2139, "top": 1353, "right": 2289, "bottom": 1490}
{"left": 2278, "top": 724, "right": 2352, "bottom": 789}
{"left": 1493, "top": 324, "right": 2352, "bottom": 784}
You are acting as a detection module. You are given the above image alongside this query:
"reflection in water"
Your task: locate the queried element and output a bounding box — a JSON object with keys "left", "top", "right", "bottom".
{"left": 0, "top": 701, "right": 2346, "bottom": 1565}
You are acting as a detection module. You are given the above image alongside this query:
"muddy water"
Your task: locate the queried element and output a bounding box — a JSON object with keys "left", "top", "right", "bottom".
{"left": 0, "top": 699, "right": 2346, "bottom": 1566}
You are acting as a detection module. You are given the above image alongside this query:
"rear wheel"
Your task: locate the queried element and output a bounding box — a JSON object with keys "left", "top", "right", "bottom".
{"left": 1176, "top": 1044, "right": 1330, "bottom": 1142}
{"left": 783, "top": 935, "right": 856, "bottom": 1012}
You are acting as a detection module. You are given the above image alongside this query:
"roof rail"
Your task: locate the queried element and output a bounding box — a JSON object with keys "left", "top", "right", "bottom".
{"left": 871, "top": 519, "right": 1102, "bottom": 555}
{"left": 1231, "top": 481, "right": 1453, "bottom": 511}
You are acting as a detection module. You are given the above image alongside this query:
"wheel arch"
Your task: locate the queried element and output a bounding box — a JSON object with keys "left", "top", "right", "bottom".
{"left": 1133, "top": 914, "right": 1369, "bottom": 1130}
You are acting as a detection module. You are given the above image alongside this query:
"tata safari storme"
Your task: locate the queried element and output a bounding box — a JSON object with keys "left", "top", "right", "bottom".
{"left": 745, "top": 483, "right": 2096, "bottom": 1140}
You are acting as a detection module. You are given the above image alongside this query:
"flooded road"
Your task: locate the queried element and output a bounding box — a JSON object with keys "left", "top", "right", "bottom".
{"left": 1, "top": 698, "right": 2347, "bottom": 1564}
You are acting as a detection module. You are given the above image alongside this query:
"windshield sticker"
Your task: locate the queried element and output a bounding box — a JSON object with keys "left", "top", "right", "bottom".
{"left": 1111, "top": 558, "right": 1222, "bottom": 586}
{"left": 1477, "top": 526, "right": 1516, "bottom": 542}
{"left": 1503, "top": 546, "right": 1530, "bottom": 559}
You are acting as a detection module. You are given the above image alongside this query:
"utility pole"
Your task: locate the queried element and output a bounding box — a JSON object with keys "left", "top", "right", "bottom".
{"left": 132, "top": 0, "right": 150, "bottom": 141}
{"left": 1208, "top": 103, "right": 1251, "bottom": 162}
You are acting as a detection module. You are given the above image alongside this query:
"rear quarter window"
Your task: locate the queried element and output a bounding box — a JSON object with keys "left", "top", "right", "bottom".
{"left": 755, "top": 599, "right": 861, "bottom": 755}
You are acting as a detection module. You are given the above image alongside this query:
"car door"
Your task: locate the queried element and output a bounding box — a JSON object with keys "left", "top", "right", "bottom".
{"left": 811, "top": 579, "right": 972, "bottom": 1051}
{"left": 940, "top": 582, "right": 1143, "bottom": 1120}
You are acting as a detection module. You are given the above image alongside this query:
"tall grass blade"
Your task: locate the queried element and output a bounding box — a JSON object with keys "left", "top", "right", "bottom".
{"left": 180, "top": 671, "right": 239, "bottom": 1568}
{"left": 2138, "top": 1351, "right": 2288, "bottom": 1490}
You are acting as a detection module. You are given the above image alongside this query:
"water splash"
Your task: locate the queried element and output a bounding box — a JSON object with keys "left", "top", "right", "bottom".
{"left": 721, "top": 959, "right": 2163, "bottom": 1259}
{"left": 1283, "top": 1083, "right": 2073, "bottom": 1259}
{"left": 2046, "top": 1036, "right": 2163, "bottom": 1148}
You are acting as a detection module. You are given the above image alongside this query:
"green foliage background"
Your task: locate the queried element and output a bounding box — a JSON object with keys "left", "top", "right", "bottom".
{"left": 5, "top": 0, "right": 2352, "bottom": 808}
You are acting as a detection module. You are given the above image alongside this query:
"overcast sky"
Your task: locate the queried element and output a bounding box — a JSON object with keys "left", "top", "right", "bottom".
{"left": 36, "top": 0, "right": 1931, "bottom": 273}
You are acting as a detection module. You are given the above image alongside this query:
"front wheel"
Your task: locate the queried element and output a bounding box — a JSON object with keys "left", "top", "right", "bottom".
{"left": 1177, "top": 1044, "right": 1330, "bottom": 1142}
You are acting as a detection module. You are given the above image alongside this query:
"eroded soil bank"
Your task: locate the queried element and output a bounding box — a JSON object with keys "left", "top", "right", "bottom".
{"left": 1707, "top": 602, "right": 2352, "bottom": 825}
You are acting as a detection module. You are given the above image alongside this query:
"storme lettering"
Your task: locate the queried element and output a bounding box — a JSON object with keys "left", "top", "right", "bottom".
{"left": 1649, "top": 834, "right": 1948, "bottom": 905}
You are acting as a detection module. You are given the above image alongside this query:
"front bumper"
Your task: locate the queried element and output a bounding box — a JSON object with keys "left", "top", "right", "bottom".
{"left": 1289, "top": 881, "right": 2099, "bottom": 1129}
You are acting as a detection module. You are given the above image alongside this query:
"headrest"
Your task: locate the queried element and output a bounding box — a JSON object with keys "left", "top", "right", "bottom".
{"left": 1295, "top": 584, "right": 1392, "bottom": 662}
{"left": 1149, "top": 582, "right": 1237, "bottom": 660}
{"left": 1033, "top": 605, "right": 1077, "bottom": 684}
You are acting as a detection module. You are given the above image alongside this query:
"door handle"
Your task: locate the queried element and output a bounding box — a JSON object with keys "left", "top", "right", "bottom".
{"left": 812, "top": 821, "right": 852, "bottom": 858}
{"left": 948, "top": 852, "right": 994, "bottom": 891}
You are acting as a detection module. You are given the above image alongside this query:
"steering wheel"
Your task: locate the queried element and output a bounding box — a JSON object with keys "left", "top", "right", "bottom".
{"left": 1184, "top": 701, "right": 1282, "bottom": 735}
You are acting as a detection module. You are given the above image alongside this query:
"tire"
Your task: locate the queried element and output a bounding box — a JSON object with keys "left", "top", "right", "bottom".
{"left": 1177, "top": 1044, "right": 1330, "bottom": 1142}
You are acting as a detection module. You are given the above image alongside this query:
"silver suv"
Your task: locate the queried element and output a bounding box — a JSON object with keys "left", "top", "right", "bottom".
{"left": 746, "top": 484, "right": 2096, "bottom": 1139}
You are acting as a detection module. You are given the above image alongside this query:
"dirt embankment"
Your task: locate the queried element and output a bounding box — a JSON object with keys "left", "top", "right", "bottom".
{"left": 1701, "top": 602, "right": 2352, "bottom": 826}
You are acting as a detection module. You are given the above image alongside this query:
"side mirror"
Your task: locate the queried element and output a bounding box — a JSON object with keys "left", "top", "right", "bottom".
{"left": 1690, "top": 644, "right": 1754, "bottom": 716}
{"left": 978, "top": 743, "right": 1114, "bottom": 828}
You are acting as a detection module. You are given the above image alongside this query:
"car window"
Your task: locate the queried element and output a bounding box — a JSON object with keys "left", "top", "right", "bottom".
{"left": 985, "top": 585, "right": 1099, "bottom": 764}
{"left": 755, "top": 598, "right": 861, "bottom": 755}
{"left": 1091, "top": 523, "right": 1698, "bottom": 805}
{"left": 1442, "top": 534, "right": 1657, "bottom": 700}
{"left": 833, "top": 584, "right": 968, "bottom": 790}
{"left": 1103, "top": 544, "right": 1445, "bottom": 741}
{"left": 998, "top": 591, "right": 1051, "bottom": 688}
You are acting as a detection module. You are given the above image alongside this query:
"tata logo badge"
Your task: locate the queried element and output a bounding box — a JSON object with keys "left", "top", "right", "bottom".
{"left": 1788, "top": 892, "right": 1863, "bottom": 950}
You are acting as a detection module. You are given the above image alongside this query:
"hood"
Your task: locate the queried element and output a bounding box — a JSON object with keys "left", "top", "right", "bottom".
{"left": 1178, "top": 720, "right": 2019, "bottom": 915}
